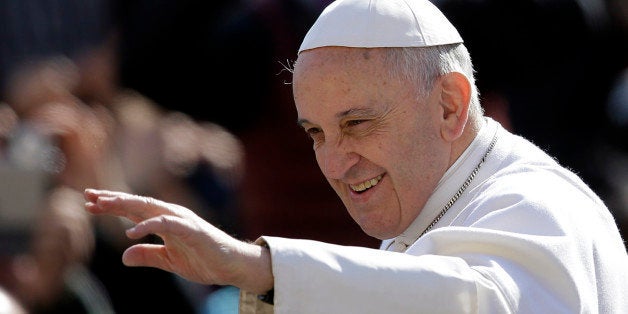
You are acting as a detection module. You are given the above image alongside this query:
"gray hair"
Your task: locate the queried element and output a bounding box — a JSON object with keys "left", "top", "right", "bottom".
{"left": 384, "top": 44, "right": 483, "bottom": 117}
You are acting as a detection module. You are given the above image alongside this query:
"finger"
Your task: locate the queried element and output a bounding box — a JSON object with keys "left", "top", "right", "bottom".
{"left": 125, "top": 215, "right": 191, "bottom": 240}
{"left": 84, "top": 188, "right": 133, "bottom": 203}
{"left": 85, "top": 193, "right": 173, "bottom": 223}
{"left": 86, "top": 189, "right": 189, "bottom": 218}
{"left": 84, "top": 189, "right": 130, "bottom": 200}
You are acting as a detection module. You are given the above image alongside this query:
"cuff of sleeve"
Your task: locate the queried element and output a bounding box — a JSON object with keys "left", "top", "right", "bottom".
{"left": 254, "top": 237, "right": 274, "bottom": 305}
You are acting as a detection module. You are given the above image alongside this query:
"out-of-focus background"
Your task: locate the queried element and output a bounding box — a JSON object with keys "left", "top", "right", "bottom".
{"left": 0, "top": 0, "right": 625, "bottom": 313}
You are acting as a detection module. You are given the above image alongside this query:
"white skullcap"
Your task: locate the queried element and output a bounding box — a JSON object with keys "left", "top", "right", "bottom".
{"left": 299, "top": 0, "right": 463, "bottom": 53}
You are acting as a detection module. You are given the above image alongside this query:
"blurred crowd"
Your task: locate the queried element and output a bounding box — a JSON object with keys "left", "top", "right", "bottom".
{"left": 0, "top": 0, "right": 626, "bottom": 313}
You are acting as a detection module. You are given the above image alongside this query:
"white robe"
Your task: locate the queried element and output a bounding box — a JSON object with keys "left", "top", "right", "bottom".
{"left": 240, "top": 118, "right": 628, "bottom": 313}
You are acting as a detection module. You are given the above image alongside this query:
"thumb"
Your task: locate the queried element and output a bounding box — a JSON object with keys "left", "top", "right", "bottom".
{"left": 122, "top": 243, "right": 173, "bottom": 272}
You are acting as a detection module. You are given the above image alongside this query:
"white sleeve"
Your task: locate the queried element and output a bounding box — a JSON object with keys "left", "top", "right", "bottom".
{"left": 261, "top": 212, "right": 617, "bottom": 314}
{"left": 262, "top": 234, "right": 511, "bottom": 314}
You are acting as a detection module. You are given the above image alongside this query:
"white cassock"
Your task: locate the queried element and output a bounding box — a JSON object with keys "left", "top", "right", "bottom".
{"left": 239, "top": 118, "right": 628, "bottom": 313}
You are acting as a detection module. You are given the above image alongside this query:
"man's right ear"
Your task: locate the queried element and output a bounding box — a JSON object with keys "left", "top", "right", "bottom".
{"left": 438, "top": 72, "right": 471, "bottom": 143}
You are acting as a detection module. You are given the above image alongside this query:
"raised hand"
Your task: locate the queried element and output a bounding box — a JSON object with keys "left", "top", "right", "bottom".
{"left": 84, "top": 189, "right": 273, "bottom": 293}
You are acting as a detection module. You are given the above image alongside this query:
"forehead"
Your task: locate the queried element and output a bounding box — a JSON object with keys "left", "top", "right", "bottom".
{"left": 293, "top": 47, "right": 397, "bottom": 122}
{"left": 293, "top": 47, "right": 386, "bottom": 85}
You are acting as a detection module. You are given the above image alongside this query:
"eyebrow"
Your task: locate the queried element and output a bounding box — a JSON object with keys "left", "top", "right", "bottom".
{"left": 336, "top": 108, "right": 376, "bottom": 119}
{"left": 297, "top": 107, "right": 377, "bottom": 127}
{"left": 296, "top": 118, "right": 310, "bottom": 128}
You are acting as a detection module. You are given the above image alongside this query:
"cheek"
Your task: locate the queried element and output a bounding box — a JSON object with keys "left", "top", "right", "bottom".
{"left": 382, "top": 126, "right": 443, "bottom": 198}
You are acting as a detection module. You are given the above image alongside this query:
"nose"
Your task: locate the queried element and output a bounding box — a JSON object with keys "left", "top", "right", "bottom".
{"left": 316, "top": 141, "right": 359, "bottom": 180}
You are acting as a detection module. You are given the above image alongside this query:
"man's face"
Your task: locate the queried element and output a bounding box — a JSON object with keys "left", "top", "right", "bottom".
{"left": 293, "top": 47, "right": 451, "bottom": 240}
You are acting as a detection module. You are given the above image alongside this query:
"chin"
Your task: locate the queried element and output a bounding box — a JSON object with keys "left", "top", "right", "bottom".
{"left": 349, "top": 209, "right": 396, "bottom": 239}
{"left": 358, "top": 222, "right": 399, "bottom": 240}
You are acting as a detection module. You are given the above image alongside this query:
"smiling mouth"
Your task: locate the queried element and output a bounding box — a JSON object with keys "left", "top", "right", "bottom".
{"left": 350, "top": 175, "right": 384, "bottom": 193}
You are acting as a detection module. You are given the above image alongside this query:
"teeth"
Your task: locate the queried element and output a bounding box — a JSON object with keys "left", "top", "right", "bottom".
{"left": 350, "top": 175, "right": 383, "bottom": 192}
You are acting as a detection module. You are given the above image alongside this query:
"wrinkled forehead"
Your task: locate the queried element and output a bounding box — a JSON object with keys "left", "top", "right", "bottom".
{"left": 293, "top": 47, "right": 387, "bottom": 81}
{"left": 292, "top": 47, "right": 405, "bottom": 122}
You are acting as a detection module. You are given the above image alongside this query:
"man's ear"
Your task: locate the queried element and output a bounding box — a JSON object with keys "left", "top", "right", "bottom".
{"left": 438, "top": 72, "right": 471, "bottom": 142}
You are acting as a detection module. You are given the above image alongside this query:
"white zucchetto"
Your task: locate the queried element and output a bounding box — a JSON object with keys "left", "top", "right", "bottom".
{"left": 299, "top": 0, "right": 464, "bottom": 53}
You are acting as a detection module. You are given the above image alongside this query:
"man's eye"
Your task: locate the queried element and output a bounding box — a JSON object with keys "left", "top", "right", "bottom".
{"left": 306, "top": 127, "right": 322, "bottom": 136}
{"left": 305, "top": 127, "right": 324, "bottom": 142}
{"left": 304, "top": 128, "right": 324, "bottom": 148}
{"left": 346, "top": 120, "right": 366, "bottom": 127}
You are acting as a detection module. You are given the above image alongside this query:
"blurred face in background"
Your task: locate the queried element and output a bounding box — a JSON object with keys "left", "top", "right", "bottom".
{"left": 293, "top": 47, "right": 452, "bottom": 240}
{"left": 11, "top": 187, "right": 94, "bottom": 307}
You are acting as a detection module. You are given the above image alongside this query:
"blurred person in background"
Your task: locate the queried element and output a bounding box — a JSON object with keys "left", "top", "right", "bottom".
{"left": 0, "top": 1, "right": 248, "bottom": 312}
{"left": 0, "top": 50, "right": 242, "bottom": 314}
{"left": 8, "top": 186, "right": 114, "bottom": 314}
